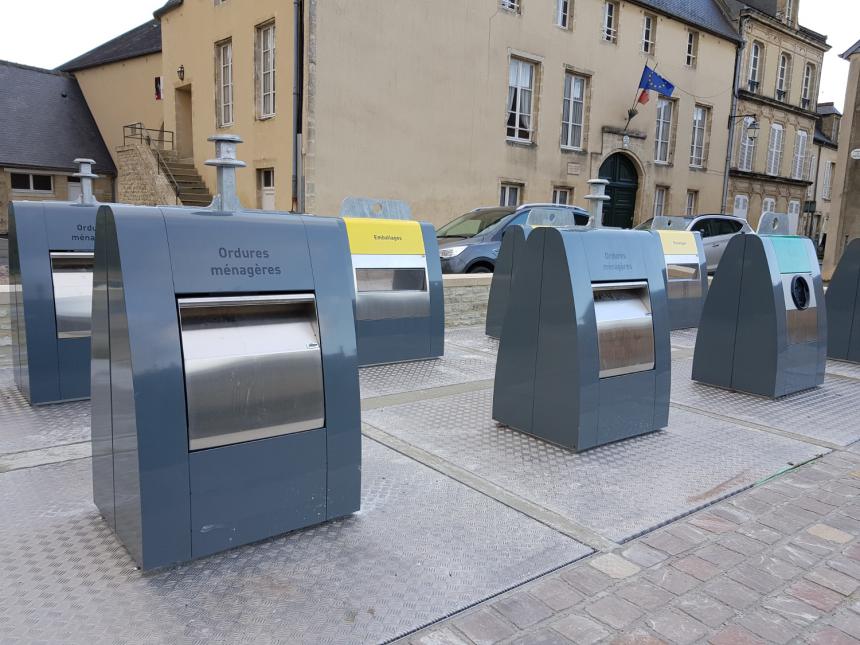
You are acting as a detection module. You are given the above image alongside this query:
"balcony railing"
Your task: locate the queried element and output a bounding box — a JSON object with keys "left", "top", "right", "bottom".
{"left": 747, "top": 80, "right": 760, "bottom": 93}
{"left": 775, "top": 89, "right": 787, "bottom": 102}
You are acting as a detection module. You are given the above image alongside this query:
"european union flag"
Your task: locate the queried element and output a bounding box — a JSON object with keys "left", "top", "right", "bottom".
{"left": 639, "top": 66, "right": 675, "bottom": 96}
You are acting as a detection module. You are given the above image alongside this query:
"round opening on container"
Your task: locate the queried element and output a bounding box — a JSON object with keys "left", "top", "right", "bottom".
{"left": 790, "top": 275, "right": 810, "bottom": 310}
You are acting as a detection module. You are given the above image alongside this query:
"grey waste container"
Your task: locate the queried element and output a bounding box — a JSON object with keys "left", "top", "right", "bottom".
{"left": 826, "top": 238, "right": 860, "bottom": 363}
{"left": 648, "top": 217, "right": 708, "bottom": 330}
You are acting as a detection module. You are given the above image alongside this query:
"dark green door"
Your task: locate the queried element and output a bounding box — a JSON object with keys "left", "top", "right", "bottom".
{"left": 598, "top": 154, "right": 639, "bottom": 229}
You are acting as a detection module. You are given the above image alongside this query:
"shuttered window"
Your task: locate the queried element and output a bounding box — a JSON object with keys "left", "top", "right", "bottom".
{"left": 766, "top": 123, "right": 784, "bottom": 176}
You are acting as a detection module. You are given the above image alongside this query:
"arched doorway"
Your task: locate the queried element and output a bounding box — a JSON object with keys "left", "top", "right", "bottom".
{"left": 598, "top": 153, "right": 639, "bottom": 229}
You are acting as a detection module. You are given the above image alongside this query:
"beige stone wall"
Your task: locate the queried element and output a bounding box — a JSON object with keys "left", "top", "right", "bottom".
{"left": 805, "top": 141, "right": 838, "bottom": 240}
{"left": 115, "top": 144, "right": 180, "bottom": 206}
{"left": 443, "top": 274, "right": 493, "bottom": 328}
{"left": 73, "top": 53, "right": 165, "bottom": 167}
{"left": 306, "top": 0, "right": 738, "bottom": 227}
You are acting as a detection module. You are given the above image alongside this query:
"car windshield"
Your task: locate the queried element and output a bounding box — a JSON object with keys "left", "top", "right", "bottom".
{"left": 436, "top": 208, "right": 513, "bottom": 238}
{"left": 634, "top": 218, "right": 654, "bottom": 231}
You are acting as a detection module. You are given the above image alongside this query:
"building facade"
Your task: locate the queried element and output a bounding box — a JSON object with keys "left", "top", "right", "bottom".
{"left": 723, "top": 0, "right": 829, "bottom": 231}
{"left": 798, "top": 102, "right": 839, "bottom": 249}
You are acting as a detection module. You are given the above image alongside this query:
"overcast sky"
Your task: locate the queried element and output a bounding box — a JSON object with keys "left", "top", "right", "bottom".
{"left": 0, "top": 0, "right": 857, "bottom": 110}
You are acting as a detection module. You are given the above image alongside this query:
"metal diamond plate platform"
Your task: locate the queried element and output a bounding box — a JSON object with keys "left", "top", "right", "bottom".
{"left": 670, "top": 328, "right": 698, "bottom": 349}
{"left": 672, "top": 357, "right": 860, "bottom": 447}
{"left": 827, "top": 359, "right": 860, "bottom": 381}
{"left": 362, "top": 388, "right": 823, "bottom": 543}
{"left": 359, "top": 344, "right": 495, "bottom": 399}
{"left": 445, "top": 327, "right": 500, "bottom": 355}
{"left": 0, "top": 439, "right": 587, "bottom": 645}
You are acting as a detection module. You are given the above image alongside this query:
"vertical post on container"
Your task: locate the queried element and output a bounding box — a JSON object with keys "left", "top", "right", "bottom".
{"left": 584, "top": 178, "right": 611, "bottom": 228}
{"left": 73, "top": 158, "right": 98, "bottom": 205}
{"left": 205, "top": 134, "right": 246, "bottom": 211}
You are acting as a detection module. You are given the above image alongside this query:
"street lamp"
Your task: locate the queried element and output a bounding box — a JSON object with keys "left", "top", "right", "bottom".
{"left": 177, "top": 65, "right": 185, "bottom": 81}
{"left": 729, "top": 113, "right": 760, "bottom": 140}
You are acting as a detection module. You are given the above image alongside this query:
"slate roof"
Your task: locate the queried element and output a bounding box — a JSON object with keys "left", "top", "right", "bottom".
{"left": 154, "top": 0, "right": 183, "bottom": 19}
{"left": 814, "top": 126, "right": 836, "bottom": 147}
{"left": 0, "top": 61, "right": 115, "bottom": 175}
{"left": 630, "top": 0, "right": 740, "bottom": 42}
{"left": 842, "top": 39, "right": 860, "bottom": 60}
{"left": 817, "top": 102, "right": 842, "bottom": 117}
{"left": 58, "top": 20, "right": 161, "bottom": 72}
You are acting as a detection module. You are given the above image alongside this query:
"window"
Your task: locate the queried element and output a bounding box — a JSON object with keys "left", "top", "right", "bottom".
{"left": 642, "top": 14, "right": 656, "bottom": 54}
{"left": 552, "top": 187, "right": 570, "bottom": 204}
{"left": 748, "top": 42, "right": 762, "bottom": 92}
{"left": 791, "top": 129, "right": 808, "bottom": 180}
{"left": 685, "top": 190, "right": 698, "bottom": 216}
{"left": 653, "top": 186, "right": 667, "bottom": 217}
{"left": 507, "top": 58, "right": 536, "bottom": 142}
{"left": 762, "top": 197, "right": 776, "bottom": 215}
{"left": 785, "top": 0, "right": 794, "bottom": 23}
{"left": 766, "top": 123, "right": 784, "bottom": 176}
{"left": 257, "top": 23, "right": 276, "bottom": 118}
{"left": 556, "top": 0, "right": 571, "bottom": 28}
{"left": 654, "top": 97, "right": 673, "bottom": 163}
{"left": 737, "top": 116, "right": 756, "bottom": 172}
{"left": 10, "top": 172, "right": 53, "bottom": 193}
{"left": 801, "top": 64, "right": 814, "bottom": 109}
{"left": 500, "top": 182, "right": 522, "bottom": 206}
{"left": 561, "top": 72, "right": 586, "bottom": 149}
{"left": 807, "top": 153, "right": 817, "bottom": 198}
{"left": 257, "top": 168, "right": 275, "bottom": 210}
{"left": 500, "top": 0, "right": 520, "bottom": 12}
{"left": 602, "top": 2, "right": 618, "bottom": 43}
{"left": 788, "top": 199, "right": 801, "bottom": 220}
{"left": 822, "top": 161, "right": 834, "bottom": 200}
{"left": 776, "top": 53, "right": 790, "bottom": 102}
{"left": 733, "top": 194, "right": 749, "bottom": 219}
{"left": 690, "top": 105, "right": 709, "bottom": 167}
{"left": 685, "top": 31, "right": 699, "bottom": 67}
{"left": 216, "top": 40, "right": 234, "bottom": 127}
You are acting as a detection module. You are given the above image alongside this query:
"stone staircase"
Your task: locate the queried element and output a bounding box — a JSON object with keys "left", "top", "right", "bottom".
{"left": 159, "top": 154, "right": 212, "bottom": 207}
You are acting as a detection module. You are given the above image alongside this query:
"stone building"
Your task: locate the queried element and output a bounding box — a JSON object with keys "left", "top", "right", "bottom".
{"left": 0, "top": 61, "right": 115, "bottom": 234}
{"left": 798, "top": 102, "right": 839, "bottom": 248}
{"left": 722, "top": 0, "right": 829, "bottom": 231}
{"left": 823, "top": 38, "right": 860, "bottom": 278}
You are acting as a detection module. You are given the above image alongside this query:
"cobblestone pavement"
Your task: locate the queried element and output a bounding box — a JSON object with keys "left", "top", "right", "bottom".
{"left": 407, "top": 450, "right": 860, "bottom": 645}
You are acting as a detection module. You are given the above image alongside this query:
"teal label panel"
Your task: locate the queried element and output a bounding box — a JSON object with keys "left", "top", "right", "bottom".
{"left": 769, "top": 236, "right": 811, "bottom": 274}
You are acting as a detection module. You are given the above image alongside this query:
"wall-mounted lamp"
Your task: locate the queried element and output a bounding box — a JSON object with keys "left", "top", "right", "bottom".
{"left": 729, "top": 113, "right": 760, "bottom": 141}
{"left": 177, "top": 65, "right": 185, "bottom": 81}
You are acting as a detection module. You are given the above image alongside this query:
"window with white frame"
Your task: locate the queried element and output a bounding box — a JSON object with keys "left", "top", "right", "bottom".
{"left": 685, "top": 31, "right": 699, "bottom": 67}
{"left": 733, "top": 194, "right": 749, "bottom": 219}
{"left": 785, "top": 0, "right": 794, "bottom": 23}
{"left": 791, "top": 129, "right": 808, "bottom": 180}
{"left": 737, "top": 116, "right": 756, "bottom": 172}
{"left": 788, "top": 199, "right": 801, "bottom": 219}
{"left": 653, "top": 186, "right": 668, "bottom": 217}
{"left": 216, "top": 40, "right": 234, "bottom": 126}
{"left": 776, "top": 53, "right": 790, "bottom": 102}
{"left": 748, "top": 42, "right": 762, "bottom": 92}
{"left": 807, "top": 153, "right": 817, "bottom": 198}
{"left": 685, "top": 190, "right": 698, "bottom": 216}
{"left": 690, "top": 105, "right": 709, "bottom": 167}
{"left": 552, "top": 187, "right": 571, "bottom": 204}
{"left": 642, "top": 14, "right": 656, "bottom": 54}
{"left": 762, "top": 196, "right": 776, "bottom": 215}
{"left": 766, "top": 123, "right": 784, "bottom": 176}
{"left": 602, "top": 2, "right": 618, "bottom": 43}
{"left": 801, "top": 64, "right": 814, "bottom": 109}
{"left": 561, "top": 72, "right": 586, "bottom": 149}
{"left": 10, "top": 172, "right": 53, "bottom": 193}
{"left": 500, "top": 0, "right": 520, "bottom": 13}
{"left": 257, "top": 22, "right": 276, "bottom": 118}
{"left": 500, "top": 182, "right": 522, "bottom": 206}
{"left": 507, "top": 58, "right": 536, "bottom": 142}
{"left": 654, "top": 97, "right": 673, "bottom": 163}
{"left": 822, "top": 161, "right": 834, "bottom": 200}
{"left": 556, "top": 0, "right": 571, "bottom": 28}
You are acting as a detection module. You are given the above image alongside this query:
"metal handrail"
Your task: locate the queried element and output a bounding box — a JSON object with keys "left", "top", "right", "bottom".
{"left": 123, "top": 123, "right": 183, "bottom": 202}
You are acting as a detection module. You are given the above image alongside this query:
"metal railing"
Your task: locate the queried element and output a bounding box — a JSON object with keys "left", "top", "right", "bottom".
{"left": 122, "top": 123, "right": 183, "bottom": 201}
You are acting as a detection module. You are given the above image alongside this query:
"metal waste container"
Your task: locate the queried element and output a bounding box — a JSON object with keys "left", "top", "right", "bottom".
{"left": 8, "top": 160, "right": 100, "bottom": 404}
{"left": 692, "top": 213, "right": 826, "bottom": 397}
{"left": 493, "top": 226, "right": 670, "bottom": 451}
{"left": 343, "top": 216, "right": 444, "bottom": 366}
{"left": 648, "top": 217, "right": 708, "bottom": 330}
{"left": 826, "top": 238, "right": 860, "bottom": 363}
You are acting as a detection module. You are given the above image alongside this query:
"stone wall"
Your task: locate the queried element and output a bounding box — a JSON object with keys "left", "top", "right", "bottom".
{"left": 443, "top": 274, "right": 492, "bottom": 328}
{"left": 116, "top": 143, "right": 180, "bottom": 206}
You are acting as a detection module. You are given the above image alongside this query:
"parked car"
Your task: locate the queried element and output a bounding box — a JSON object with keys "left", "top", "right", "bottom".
{"left": 635, "top": 214, "right": 753, "bottom": 273}
{"left": 437, "top": 203, "right": 589, "bottom": 273}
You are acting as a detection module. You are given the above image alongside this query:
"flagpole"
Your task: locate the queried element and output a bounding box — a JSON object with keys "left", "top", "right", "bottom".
{"left": 623, "top": 63, "right": 649, "bottom": 132}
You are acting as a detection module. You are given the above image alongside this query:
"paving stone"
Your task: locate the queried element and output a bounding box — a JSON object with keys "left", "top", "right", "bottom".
{"left": 695, "top": 543, "right": 746, "bottom": 568}
{"left": 590, "top": 553, "right": 641, "bottom": 579}
{"left": 806, "top": 566, "right": 860, "bottom": 596}
{"left": 810, "top": 489, "right": 853, "bottom": 507}
{"left": 703, "top": 577, "right": 760, "bottom": 610}
{"left": 772, "top": 543, "right": 820, "bottom": 569}
{"left": 790, "top": 496, "right": 839, "bottom": 516}
{"left": 510, "top": 628, "right": 572, "bottom": 645}
{"left": 807, "top": 626, "right": 860, "bottom": 645}
{"left": 757, "top": 511, "right": 810, "bottom": 534}
{"left": 844, "top": 543, "right": 860, "bottom": 562}
{"left": 765, "top": 480, "right": 808, "bottom": 499}
{"left": 780, "top": 504, "right": 824, "bottom": 525}
{"left": 828, "top": 555, "right": 860, "bottom": 582}
{"left": 411, "top": 627, "right": 472, "bottom": 645}
{"left": 455, "top": 609, "right": 516, "bottom": 645}
{"left": 746, "top": 553, "right": 802, "bottom": 580}
{"left": 528, "top": 578, "right": 584, "bottom": 611}
{"left": 585, "top": 596, "right": 642, "bottom": 629}
{"left": 616, "top": 581, "right": 674, "bottom": 611}
{"left": 492, "top": 591, "right": 554, "bottom": 628}
{"left": 829, "top": 612, "right": 860, "bottom": 640}
{"left": 671, "top": 555, "right": 720, "bottom": 581}
{"left": 710, "top": 505, "right": 751, "bottom": 525}
{"left": 676, "top": 593, "right": 735, "bottom": 628}
{"left": 719, "top": 533, "right": 766, "bottom": 556}
{"left": 747, "top": 487, "right": 791, "bottom": 506}
{"left": 622, "top": 543, "right": 668, "bottom": 569}
{"left": 646, "top": 609, "right": 707, "bottom": 645}
{"left": 786, "top": 580, "right": 845, "bottom": 612}
{"left": 760, "top": 594, "right": 822, "bottom": 627}
{"left": 643, "top": 566, "right": 700, "bottom": 595}
{"left": 727, "top": 566, "right": 783, "bottom": 593}
{"left": 707, "top": 624, "right": 767, "bottom": 645}
{"left": 688, "top": 513, "right": 739, "bottom": 535}
{"left": 730, "top": 496, "right": 772, "bottom": 516}
{"left": 560, "top": 565, "right": 613, "bottom": 596}
{"left": 551, "top": 614, "right": 609, "bottom": 645}
{"left": 670, "top": 524, "right": 711, "bottom": 545}
{"left": 825, "top": 514, "right": 860, "bottom": 536}
{"left": 791, "top": 531, "right": 842, "bottom": 556}
{"left": 737, "top": 523, "right": 783, "bottom": 545}
{"left": 737, "top": 609, "right": 797, "bottom": 644}
{"left": 608, "top": 628, "right": 667, "bottom": 645}
{"left": 642, "top": 531, "right": 698, "bottom": 557}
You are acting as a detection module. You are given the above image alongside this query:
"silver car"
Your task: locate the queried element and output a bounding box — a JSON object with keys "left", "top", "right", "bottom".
{"left": 636, "top": 214, "right": 753, "bottom": 273}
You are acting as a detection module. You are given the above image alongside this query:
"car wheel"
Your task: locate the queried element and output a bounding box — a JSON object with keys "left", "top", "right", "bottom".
{"left": 468, "top": 265, "right": 492, "bottom": 274}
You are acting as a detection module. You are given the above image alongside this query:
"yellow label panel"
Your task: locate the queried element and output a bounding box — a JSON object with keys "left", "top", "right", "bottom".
{"left": 657, "top": 230, "right": 698, "bottom": 256}
{"left": 343, "top": 218, "right": 426, "bottom": 255}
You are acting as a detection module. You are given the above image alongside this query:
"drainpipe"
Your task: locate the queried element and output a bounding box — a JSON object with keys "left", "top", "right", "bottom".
{"left": 722, "top": 17, "right": 746, "bottom": 215}
{"left": 292, "top": 0, "right": 305, "bottom": 213}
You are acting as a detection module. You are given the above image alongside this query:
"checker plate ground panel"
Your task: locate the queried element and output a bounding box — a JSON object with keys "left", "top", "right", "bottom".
{"left": 363, "top": 388, "right": 824, "bottom": 543}
{"left": 827, "top": 359, "right": 860, "bottom": 381}
{"left": 445, "top": 327, "right": 500, "bottom": 355}
{"left": 670, "top": 328, "right": 698, "bottom": 349}
{"left": 0, "top": 439, "right": 587, "bottom": 645}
